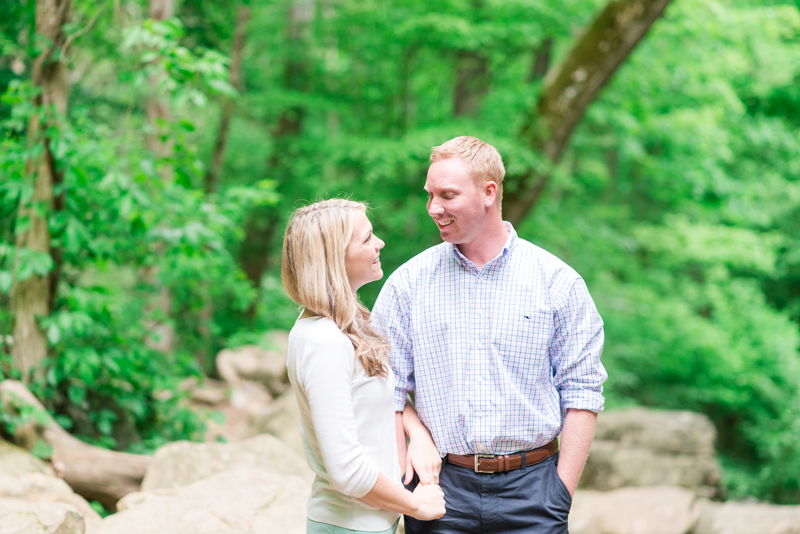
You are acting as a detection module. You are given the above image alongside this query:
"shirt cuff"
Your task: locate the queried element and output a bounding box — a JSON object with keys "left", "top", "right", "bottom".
{"left": 394, "top": 389, "right": 408, "bottom": 413}
{"left": 560, "top": 389, "right": 605, "bottom": 414}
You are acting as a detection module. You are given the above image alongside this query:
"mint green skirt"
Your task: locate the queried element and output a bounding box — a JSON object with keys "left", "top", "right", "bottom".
{"left": 306, "top": 518, "right": 399, "bottom": 534}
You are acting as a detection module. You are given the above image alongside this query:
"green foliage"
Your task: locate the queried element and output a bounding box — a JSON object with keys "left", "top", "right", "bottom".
{"left": 1, "top": 0, "right": 799, "bottom": 503}
{"left": 0, "top": 11, "right": 276, "bottom": 452}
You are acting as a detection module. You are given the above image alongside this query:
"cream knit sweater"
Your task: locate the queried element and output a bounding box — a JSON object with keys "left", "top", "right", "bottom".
{"left": 287, "top": 316, "right": 401, "bottom": 531}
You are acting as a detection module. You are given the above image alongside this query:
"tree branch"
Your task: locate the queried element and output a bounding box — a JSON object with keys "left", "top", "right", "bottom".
{"left": 504, "top": 0, "right": 674, "bottom": 225}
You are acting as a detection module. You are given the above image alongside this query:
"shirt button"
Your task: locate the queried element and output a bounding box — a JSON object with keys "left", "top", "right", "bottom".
{"left": 477, "top": 376, "right": 483, "bottom": 384}
{"left": 476, "top": 343, "right": 483, "bottom": 349}
{"left": 477, "top": 411, "right": 483, "bottom": 418}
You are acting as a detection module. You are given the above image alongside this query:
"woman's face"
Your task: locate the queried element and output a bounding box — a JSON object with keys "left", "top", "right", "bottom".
{"left": 345, "top": 209, "right": 385, "bottom": 293}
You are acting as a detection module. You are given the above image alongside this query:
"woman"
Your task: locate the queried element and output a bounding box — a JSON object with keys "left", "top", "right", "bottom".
{"left": 282, "top": 199, "right": 446, "bottom": 534}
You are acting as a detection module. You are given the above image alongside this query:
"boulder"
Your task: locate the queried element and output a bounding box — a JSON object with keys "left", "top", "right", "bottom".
{"left": 99, "top": 468, "right": 307, "bottom": 534}
{"left": 216, "top": 331, "right": 290, "bottom": 396}
{"left": 0, "top": 497, "right": 85, "bottom": 534}
{"left": 141, "top": 433, "right": 311, "bottom": 491}
{"left": 569, "top": 486, "right": 703, "bottom": 534}
{"left": 199, "top": 380, "right": 275, "bottom": 443}
{"left": 582, "top": 408, "right": 722, "bottom": 497}
{"left": 694, "top": 501, "right": 800, "bottom": 534}
{"left": 0, "top": 474, "right": 101, "bottom": 533}
{"left": 261, "top": 390, "right": 304, "bottom": 453}
{"left": 0, "top": 439, "right": 54, "bottom": 476}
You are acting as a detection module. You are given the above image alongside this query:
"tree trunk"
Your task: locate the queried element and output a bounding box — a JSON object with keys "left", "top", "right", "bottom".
{"left": 503, "top": 0, "right": 674, "bottom": 225}
{"left": 145, "top": 0, "right": 174, "bottom": 160}
{"left": 11, "top": 0, "right": 71, "bottom": 381}
{"left": 239, "top": 0, "right": 315, "bottom": 315}
{"left": 142, "top": 0, "right": 177, "bottom": 354}
{"left": 0, "top": 380, "right": 151, "bottom": 510}
{"left": 453, "top": 50, "right": 489, "bottom": 117}
{"left": 204, "top": 6, "right": 249, "bottom": 196}
{"left": 528, "top": 37, "right": 553, "bottom": 83}
{"left": 198, "top": 5, "right": 249, "bottom": 369}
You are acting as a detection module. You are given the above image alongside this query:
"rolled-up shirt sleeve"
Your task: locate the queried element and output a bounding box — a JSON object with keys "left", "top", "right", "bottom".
{"left": 372, "top": 276, "right": 414, "bottom": 412}
{"left": 550, "top": 276, "right": 607, "bottom": 414}
{"left": 299, "top": 332, "right": 378, "bottom": 498}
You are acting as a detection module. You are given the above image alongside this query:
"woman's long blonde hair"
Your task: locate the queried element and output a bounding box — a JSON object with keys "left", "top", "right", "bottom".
{"left": 281, "top": 199, "right": 390, "bottom": 377}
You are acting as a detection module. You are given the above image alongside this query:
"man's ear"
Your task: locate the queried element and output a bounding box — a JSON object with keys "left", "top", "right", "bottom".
{"left": 483, "top": 181, "right": 499, "bottom": 207}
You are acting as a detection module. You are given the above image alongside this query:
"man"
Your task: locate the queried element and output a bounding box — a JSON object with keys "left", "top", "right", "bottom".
{"left": 372, "top": 136, "right": 607, "bottom": 533}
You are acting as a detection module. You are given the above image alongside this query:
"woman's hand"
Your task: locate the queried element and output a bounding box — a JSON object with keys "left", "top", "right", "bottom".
{"left": 409, "top": 483, "right": 446, "bottom": 521}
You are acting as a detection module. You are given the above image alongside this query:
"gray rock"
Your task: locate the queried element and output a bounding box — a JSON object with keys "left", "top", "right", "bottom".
{"left": 569, "top": 486, "right": 703, "bottom": 534}
{"left": 100, "top": 468, "right": 307, "bottom": 534}
{"left": 141, "top": 433, "right": 311, "bottom": 492}
{"left": 0, "top": 474, "right": 100, "bottom": 529}
{"left": 261, "top": 390, "right": 304, "bottom": 454}
{"left": 594, "top": 408, "right": 717, "bottom": 455}
{"left": 216, "top": 331, "right": 290, "bottom": 396}
{"left": 0, "top": 498, "right": 85, "bottom": 534}
{"left": 0, "top": 440, "right": 54, "bottom": 476}
{"left": 582, "top": 409, "right": 722, "bottom": 496}
{"left": 694, "top": 501, "right": 800, "bottom": 534}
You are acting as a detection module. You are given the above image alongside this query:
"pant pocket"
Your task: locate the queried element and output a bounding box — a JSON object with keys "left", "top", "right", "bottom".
{"left": 546, "top": 459, "right": 572, "bottom": 529}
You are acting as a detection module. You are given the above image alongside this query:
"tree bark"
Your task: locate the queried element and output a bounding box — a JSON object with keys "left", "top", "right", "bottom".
{"left": 11, "top": 0, "right": 71, "bottom": 381}
{"left": 239, "top": 0, "right": 315, "bottom": 315}
{"left": 453, "top": 50, "right": 489, "bottom": 117}
{"left": 145, "top": 0, "right": 174, "bottom": 160}
{"left": 528, "top": 37, "right": 553, "bottom": 83}
{"left": 503, "top": 0, "right": 674, "bottom": 225}
{"left": 142, "top": 0, "right": 177, "bottom": 354}
{"left": 0, "top": 380, "right": 151, "bottom": 510}
{"left": 204, "top": 6, "right": 249, "bottom": 196}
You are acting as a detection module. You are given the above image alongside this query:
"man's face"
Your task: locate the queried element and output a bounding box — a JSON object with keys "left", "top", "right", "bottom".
{"left": 425, "top": 158, "right": 490, "bottom": 246}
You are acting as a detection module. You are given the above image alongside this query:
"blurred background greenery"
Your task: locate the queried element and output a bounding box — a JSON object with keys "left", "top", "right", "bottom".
{"left": 1, "top": 0, "right": 799, "bottom": 504}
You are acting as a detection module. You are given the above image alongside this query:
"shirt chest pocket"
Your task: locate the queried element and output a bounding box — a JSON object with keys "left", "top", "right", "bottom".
{"left": 493, "top": 307, "right": 554, "bottom": 372}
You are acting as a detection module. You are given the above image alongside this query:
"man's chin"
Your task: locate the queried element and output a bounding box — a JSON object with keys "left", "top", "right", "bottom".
{"left": 438, "top": 230, "right": 459, "bottom": 244}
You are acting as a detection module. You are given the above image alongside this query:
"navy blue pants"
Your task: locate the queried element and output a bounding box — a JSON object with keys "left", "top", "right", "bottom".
{"left": 404, "top": 453, "right": 571, "bottom": 534}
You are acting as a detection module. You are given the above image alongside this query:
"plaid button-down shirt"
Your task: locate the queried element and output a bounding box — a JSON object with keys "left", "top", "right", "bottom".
{"left": 372, "top": 223, "right": 607, "bottom": 456}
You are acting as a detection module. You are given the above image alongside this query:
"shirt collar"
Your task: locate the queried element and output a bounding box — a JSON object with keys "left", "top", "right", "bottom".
{"left": 450, "top": 221, "right": 518, "bottom": 268}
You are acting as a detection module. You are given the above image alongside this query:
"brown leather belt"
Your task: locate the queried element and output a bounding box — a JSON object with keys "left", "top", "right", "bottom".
{"left": 446, "top": 440, "right": 558, "bottom": 474}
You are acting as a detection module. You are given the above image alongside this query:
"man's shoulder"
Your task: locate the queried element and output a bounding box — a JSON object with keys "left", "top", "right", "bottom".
{"left": 512, "top": 237, "right": 577, "bottom": 276}
{"left": 386, "top": 241, "right": 452, "bottom": 285}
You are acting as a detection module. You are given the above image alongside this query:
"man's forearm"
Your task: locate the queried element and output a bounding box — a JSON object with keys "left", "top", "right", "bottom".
{"left": 557, "top": 408, "right": 598, "bottom": 496}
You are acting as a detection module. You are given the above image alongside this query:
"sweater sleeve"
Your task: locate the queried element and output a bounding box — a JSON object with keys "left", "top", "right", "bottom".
{"left": 299, "top": 323, "right": 380, "bottom": 498}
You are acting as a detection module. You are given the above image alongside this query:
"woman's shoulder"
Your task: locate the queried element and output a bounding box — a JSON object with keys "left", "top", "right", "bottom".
{"left": 290, "top": 316, "right": 352, "bottom": 352}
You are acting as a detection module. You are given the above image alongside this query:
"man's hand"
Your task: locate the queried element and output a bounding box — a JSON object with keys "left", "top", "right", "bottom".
{"left": 405, "top": 426, "right": 442, "bottom": 485}
{"left": 556, "top": 408, "right": 598, "bottom": 496}
{"left": 399, "top": 405, "right": 442, "bottom": 485}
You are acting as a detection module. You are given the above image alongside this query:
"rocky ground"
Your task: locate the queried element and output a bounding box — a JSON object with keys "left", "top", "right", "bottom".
{"left": 2, "top": 331, "right": 799, "bottom": 533}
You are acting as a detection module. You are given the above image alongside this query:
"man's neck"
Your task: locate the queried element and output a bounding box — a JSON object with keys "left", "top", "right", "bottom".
{"left": 456, "top": 217, "right": 509, "bottom": 269}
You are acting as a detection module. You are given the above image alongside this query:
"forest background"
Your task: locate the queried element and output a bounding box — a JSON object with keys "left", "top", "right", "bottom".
{"left": 1, "top": 0, "right": 799, "bottom": 506}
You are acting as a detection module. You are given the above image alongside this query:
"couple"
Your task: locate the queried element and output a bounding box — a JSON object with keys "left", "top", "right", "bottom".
{"left": 282, "top": 136, "right": 607, "bottom": 534}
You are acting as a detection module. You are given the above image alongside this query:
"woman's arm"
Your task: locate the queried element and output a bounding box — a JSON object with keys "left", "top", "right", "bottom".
{"left": 360, "top": 472, "right": 445, "bottom": 520}
{"left": 302, "top": 325, "right": 445, "bottom": 520}
{"left": 401, "top": 403, "right": 442, "bottom": 485}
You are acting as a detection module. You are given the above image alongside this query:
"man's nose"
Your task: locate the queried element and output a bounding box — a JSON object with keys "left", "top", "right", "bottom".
{"left": 428, "top": 199, "right": 444, "bottom": 216}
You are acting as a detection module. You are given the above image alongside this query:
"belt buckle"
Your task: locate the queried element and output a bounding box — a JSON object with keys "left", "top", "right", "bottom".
{"left": 474, "top": 454, "right": 495, "bottom": 473}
